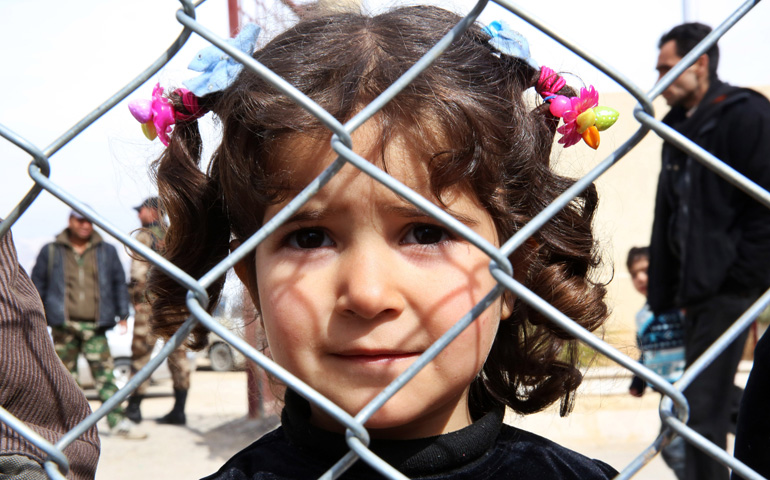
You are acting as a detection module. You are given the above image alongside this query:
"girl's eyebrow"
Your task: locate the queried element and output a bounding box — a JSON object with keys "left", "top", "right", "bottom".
{"left": 282, "top": 205, "right": 479, "bottom": 227}
{"left": 386, "top": 205, "right": 480, "bottom": 227}
{"left": 283, "top": 208, "right": 336, "bottom": 225}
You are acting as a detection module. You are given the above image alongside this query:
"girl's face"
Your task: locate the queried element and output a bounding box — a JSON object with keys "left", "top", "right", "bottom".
{"left": 248, "top": 125, "right": 508, "bottom": 439}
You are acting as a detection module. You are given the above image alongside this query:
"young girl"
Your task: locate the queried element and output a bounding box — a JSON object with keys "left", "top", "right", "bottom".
{"left": 142, "top": 5, "right": 615, "bottom": 479}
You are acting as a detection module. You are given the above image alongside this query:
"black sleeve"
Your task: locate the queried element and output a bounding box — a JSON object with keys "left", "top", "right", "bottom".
{"left": 29, "top": 244, "right": 50, "bottom": 299}
{"left": 722, "top": 93, "right": 770, "bottom": 291}
{"left": 648, "top": 161, "right": 679, "bottom": 313}
{"left": 107, "top": 245, "right": 130, "bottom": 319}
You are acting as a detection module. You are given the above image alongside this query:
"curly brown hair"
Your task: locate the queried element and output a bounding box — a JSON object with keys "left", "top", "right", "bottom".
{"left": 149, "top": 5, "right": 607, "bottom": 419}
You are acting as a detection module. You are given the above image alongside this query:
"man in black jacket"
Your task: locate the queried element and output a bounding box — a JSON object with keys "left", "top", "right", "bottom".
{"left": 31, "top": 210, "right": 145, "bottom": 439}
{"left": 649, "top": 23, "right": 770, "bottom": 480}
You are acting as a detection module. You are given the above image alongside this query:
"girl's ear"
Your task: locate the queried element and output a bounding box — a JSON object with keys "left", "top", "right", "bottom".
{"left": 230, "top": 239, "right": 260, "bottom": 308}
{"left": 501, "top": 294, "right": 514, "bottom": 321}
{"left": 501, "top": 236, "right": 537, "bottom": 321}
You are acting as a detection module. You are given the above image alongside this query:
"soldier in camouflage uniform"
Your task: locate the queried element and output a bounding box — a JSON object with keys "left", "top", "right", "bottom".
{"left": 125, "top": 197, "right": 191, "bottom": 425}
{"left": 31, "top": 210, "right": 145, "bottom": 439}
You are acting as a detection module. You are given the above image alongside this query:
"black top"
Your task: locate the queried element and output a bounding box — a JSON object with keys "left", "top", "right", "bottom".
{"left": 202, "top": 390, "right": 617, "bottom": 479}
{"left": 648, "top": 79, "right": 770, "bottom": 312}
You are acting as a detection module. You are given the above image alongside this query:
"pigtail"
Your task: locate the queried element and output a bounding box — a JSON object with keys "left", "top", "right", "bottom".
{"left": 469, "top": 65, "right": 607, "bottom": 419}
{"left": 148, "top": 92, "right": 230, "bottom": 350}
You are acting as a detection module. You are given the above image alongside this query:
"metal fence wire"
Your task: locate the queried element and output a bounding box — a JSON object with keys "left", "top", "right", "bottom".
{"left": 1, "top": 1, "right": 768, "bottom": 479}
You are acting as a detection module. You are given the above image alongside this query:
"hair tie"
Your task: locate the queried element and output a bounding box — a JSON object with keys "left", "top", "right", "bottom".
{"left": 537, "top": 66, "right": 567, "bottom": 98}
{"left": 183, "top": 23, "right": 261, "bottom": 96}
{"left": 541, "top": 85, "right": 619, "bottom": 150}
{"left": 535, "top": 66, "right": 619, "bottom": 150}
{"left": 174, "top": 89, "right": 207, "bottom": 123}
{"left": 479, "top": 26, "right": 620, "bottom": 150}
{"left": 482, "top": 20, "right": 539, "bottom": 70}
{"left": 127, "top": 24, "right": 260, "bottom": 146}
{"left": 128, "top": 84, "right": 176, "bottom": 146}
{"left": 127, "top": 85, "right": 210, "bottom": 146}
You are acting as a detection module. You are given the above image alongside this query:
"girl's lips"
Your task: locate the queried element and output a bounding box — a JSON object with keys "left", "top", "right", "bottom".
{"left": 332, "top": 352, "right": 420, "bottom": 364}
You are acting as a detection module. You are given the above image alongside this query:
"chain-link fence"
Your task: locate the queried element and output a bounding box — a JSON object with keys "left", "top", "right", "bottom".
{"left": 1, "top": 0, "right": 769, "bottom": 479}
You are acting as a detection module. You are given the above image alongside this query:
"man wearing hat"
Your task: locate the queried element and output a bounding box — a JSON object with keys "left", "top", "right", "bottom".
{"left": 31, "top": 210, "right": 144, "bottom": 439}
{"left": 125, "top": 197, "right": 191, "bottom": 426}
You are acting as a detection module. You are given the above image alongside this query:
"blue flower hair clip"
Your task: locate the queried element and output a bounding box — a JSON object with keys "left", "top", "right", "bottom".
{"left": 482, "top": 20, "right": 539, "bottom": 70}
{"left": 183, "top": 23, "right": 261, "bottom": 96}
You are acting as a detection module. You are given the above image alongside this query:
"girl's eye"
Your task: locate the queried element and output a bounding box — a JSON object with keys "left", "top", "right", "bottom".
{"left": 286, "top": 228, "right": 333, "bottom": 249}
{"left": 402, "top": 224, "right": 451, "bottom": 245}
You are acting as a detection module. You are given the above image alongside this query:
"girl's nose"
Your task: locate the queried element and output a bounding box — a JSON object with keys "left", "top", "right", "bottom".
{"left": 334, "top": 244, "right": 405, "bottom": 321}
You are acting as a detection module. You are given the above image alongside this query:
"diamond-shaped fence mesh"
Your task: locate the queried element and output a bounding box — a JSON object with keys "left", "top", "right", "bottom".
{"left": 1, "top": 1, "right": 768, "bottom": 479}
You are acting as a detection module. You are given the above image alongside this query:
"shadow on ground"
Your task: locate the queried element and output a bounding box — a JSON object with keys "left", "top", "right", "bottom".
{"left": 192, "top": 414, "right": 281, "bottom": 461}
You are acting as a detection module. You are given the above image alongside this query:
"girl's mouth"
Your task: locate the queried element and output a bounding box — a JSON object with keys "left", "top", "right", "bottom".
{"left": 332, "top": 351, "right": 420, "bottom": 364}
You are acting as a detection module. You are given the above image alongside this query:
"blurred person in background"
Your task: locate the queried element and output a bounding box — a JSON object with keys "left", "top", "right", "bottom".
{"left": 626, "top": 246, "right": 685, "bottom": 480}
{"left": 125, "top": 197, "right": 191, "bottom": 426}
{"left": 30, "top": 211, "right": 145, "bottom": 440}
{"left": 649, "top": 23, "right": 770, "bottom": 480}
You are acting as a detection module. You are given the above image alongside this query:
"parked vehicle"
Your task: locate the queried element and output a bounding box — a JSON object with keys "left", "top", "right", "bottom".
{"left": 76, "top": 312, "right": 192, "bottom": 390}
{"left": 205, "top": 301, "right": 245, "bottom": 372}
{"left": 76, "top": 292, "right": 247, "bottom": 384}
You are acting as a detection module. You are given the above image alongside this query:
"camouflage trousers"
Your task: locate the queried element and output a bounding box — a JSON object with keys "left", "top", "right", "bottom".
{"left": 51, "top": 319, "right": 124, "bottom": 428}
{"left": 131, "top": 302, "right": 190, "bottom": 395}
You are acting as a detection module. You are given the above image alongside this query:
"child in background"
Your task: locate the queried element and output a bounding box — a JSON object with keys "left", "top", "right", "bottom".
{"left": 626, "top": 246, "right": 685, "bottom": 479}
{"left": 138, "top": 6, "right": 618, "bottom": 478}
{"left": 627, "top": 246, "right": 685, "bottom": 395}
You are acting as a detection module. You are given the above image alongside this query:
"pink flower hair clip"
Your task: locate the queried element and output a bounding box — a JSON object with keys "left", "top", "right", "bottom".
{"left": 537, "top": 67, "right": 619, "bottom": 150}
{"left": 128, "top": 84, "right": 207, "bottom": 146}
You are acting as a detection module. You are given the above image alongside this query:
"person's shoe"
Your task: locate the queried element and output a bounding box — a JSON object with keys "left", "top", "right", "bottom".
{"left": 125, "top": 395, "right": 143, "bottom": 424}
{"left": 109, "top": 418, "right": 148, "bottom": 440}
{"left": 156, "top": 410, "right": 186, "bottom": 425}
{"left": 156, "top": 388, "right": 187, "bottom": 425}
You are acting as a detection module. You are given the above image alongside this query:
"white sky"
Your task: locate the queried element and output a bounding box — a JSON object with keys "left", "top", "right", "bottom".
{"left": 1, "top": 0, "right": 768, "bottom": 272}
